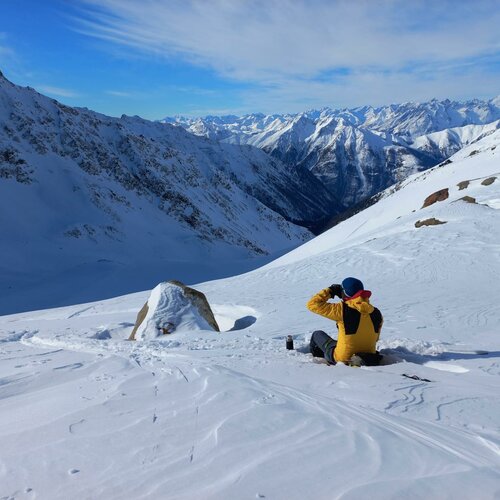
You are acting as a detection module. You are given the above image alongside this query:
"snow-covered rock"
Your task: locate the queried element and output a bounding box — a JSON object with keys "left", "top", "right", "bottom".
{"left": 129, "top": 281, "right": 219, "bottom": 340}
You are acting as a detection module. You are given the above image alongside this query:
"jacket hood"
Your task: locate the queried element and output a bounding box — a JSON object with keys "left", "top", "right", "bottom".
{"left": 346, "top": 295, "right": 374, "bottom": 314}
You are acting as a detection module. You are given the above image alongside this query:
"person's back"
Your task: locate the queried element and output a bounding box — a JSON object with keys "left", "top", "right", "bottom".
{"left": 306, "top": 277, "right": 383, "bottom": 364}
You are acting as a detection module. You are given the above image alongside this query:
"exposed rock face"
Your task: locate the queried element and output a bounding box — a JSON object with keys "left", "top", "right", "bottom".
{"left": 457, "top": 180, "right": 470, "bottom": 190}
{"left": 415, "top": 218, "right": 447, "bottom": 228}
{"left": 422, "top": 188, "right": 449, "bottom": 208}
{"left": 129, "top": 281, "right": 219, "bottom": 341}
{"left": 481, "top": 177, "right": 497, "bottom": 186}
{"left": 129, "top": 302, "right": 150, "bottom": 340}
{"left": 458, "top": 196, "right": 477, "bottom": 204}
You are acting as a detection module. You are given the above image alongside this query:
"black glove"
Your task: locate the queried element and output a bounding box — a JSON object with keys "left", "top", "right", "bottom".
{"left": 328, "top": 284, "right": 343, "bottom": 298}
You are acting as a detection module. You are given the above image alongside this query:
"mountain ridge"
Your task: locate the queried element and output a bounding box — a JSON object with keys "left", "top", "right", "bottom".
{"left": 165, "top": 96, "right": 500, "bottom": 205}
{"left": 0, "top": 73, "right": 340, "bottom": 314}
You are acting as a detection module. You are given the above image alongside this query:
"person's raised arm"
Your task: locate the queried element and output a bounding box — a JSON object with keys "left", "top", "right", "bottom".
{"left": 306, "top": 287, "right": 343, "bottom": 321}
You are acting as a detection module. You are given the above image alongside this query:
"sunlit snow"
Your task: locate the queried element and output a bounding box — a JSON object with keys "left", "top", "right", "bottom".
{"left": 1, "top": 131, "right": 499, "bottom": 499}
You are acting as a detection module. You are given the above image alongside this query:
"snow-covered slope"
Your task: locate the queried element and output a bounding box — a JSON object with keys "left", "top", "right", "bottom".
{"left": 166, "top": 97, "right": 500, "bottom": 205}
{"left": 1, "top": 129, "right": 499, "bottom": 498}
{"left": 0, "top": 72, "right": 340, "bottom": 314}
{"left": 269, "top": 127, "right": 500, "bottom": 268}
{"left": 412, "top": 119, "right": 500, "bottom": 159}
{"left": 362, "top": 96, "right": 500, "bottom": 137}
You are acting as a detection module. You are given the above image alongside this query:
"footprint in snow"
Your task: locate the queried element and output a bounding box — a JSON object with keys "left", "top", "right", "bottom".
{"left": 68, "top": 468, "right": 80, "bottom": 475}
{"left": 53, "top": 362, "right": 84, "bottom": 371}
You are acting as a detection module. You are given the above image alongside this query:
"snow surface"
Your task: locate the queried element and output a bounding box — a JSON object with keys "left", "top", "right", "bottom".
{"left": 1, "top": 132, "right": 500, "bottom": 499}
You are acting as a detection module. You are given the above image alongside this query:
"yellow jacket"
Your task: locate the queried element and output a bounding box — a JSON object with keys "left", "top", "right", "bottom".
{"left": 306, "top": 288, "right": 383, "bottom": 363}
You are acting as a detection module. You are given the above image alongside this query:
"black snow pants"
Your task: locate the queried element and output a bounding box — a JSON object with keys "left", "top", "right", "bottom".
{"left": 310, "top": 330, "right": 337, "bottom": 364}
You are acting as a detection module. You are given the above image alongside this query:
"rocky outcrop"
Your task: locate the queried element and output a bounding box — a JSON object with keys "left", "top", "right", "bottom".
{"left": 481, "top": 177, "right": 497, "bottom": 186}
{"left": 457, "top": 180, "right": 470, "bottom": 190}
{"left": 422, "top": 189, "right": 449, "bottom": 208}
{"left": 457, "top": 196, "right": 477, "bottom": 204}
{"left": 415, "top": 218, "right": 447, "bottom": 228}
{"left": 129, "top": 281, "right": 219, "bottom": 341}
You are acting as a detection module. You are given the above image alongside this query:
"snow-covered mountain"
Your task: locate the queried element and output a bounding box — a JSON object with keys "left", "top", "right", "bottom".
{"left": 1, "top": 128, "right": 499, "bottom": 499}
{"left": 165, "top": 96, "right": 500, "bottom": 205}
{"left": 0, "top": 72, "right": 340, "bottom": 314}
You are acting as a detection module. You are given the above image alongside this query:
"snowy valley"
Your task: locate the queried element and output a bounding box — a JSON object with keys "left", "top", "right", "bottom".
{"left": 0, "top": 73, "right": 339, "bottom": 315}
{"left": 1, "top": 125, "right": 499, "bottom": 499}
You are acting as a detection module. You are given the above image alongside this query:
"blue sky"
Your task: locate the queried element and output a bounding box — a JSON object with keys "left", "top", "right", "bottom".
{"left": 1, "top": 0, "right": 499, "bottom": 119}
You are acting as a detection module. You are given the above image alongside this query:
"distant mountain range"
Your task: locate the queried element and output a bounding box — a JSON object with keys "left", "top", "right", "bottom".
{"left": 163, "top": 96, "right": 500, "bottom": 205}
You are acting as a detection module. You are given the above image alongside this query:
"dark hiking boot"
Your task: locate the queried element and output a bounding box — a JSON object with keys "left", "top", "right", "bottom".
{"left": 349, "top": 352, "right": 383, "bottom": 367}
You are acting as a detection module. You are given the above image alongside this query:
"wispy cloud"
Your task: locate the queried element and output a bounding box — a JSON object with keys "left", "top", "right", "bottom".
{"left": 73, "top": 0, "right": 500, "bottom": 112}
{"left": 169, "top": 85, "right": 217, "bottom": 96}
{"left": 0, "top": 45, "right": 14, "bottom": 60}
{"left": 105, "top": 90, "right": 133, "bottom": 97}
{"left": 104, "top": 86, "right": 215, "bottom": 99}
{"left": 37, "top": 85, "right": 80, "bottom": 98}
{"left": 183, "top": 106, "right": 247, "bottom": 117}
{"left": 241, "top": 66, "right": 500, "bottom": 114}
{"left": 0, "top": 32, "right": 15, "bottom": 63}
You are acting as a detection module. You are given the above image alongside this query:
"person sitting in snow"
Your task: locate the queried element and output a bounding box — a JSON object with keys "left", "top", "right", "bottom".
{"left": 306, "top": 277, "right": 383, "bottom": 365}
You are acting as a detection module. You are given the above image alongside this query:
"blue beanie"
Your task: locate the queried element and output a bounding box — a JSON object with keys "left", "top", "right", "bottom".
{"left": 342, "top": 277, "right": 364, "bottom": 297}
